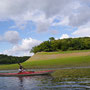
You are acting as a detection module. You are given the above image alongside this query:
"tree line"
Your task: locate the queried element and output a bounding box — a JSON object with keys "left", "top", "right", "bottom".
{"left": 31, "top": 37, "right": 90, "bottom": 53}
{"left": 0, "top": 54, "right": 30, "bottom": 64}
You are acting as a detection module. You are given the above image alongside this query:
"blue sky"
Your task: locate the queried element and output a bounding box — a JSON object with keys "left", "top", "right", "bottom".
{"left": 0, "top": 0, "right": 90, "bottom": 56}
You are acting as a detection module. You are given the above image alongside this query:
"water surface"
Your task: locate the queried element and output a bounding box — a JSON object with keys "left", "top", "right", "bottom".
{"left": 0, "top": 70, "right": 90, "bottom": 90}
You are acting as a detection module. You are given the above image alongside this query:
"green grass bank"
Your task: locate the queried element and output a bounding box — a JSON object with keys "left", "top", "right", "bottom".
{"left": 0, "top": 50, "right": 90, "bottom": 70}
{"left": 0, "top": 50, "right": 90, "bottom": 78}
{"left": 52, "top": 68, "right": 90, "bottom": 81}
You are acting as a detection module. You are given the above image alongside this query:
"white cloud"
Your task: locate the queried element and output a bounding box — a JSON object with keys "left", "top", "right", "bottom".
{"left": 72, "top": 22, "right": 90, "bottom": 37}
{"left": 0, "top": 0, "right": 89, "bottom": 36}
{"left": 69, "top": 2, "right": 90, "bottom": 27}
{"left": 22, "top": 11, "right": 53, "bottom": 33}
{"left": 54, "top": 34, "right": 69, "bottom": 40}
{"left": 73, "top": 28, "right": 90, "bottom": 37}
{"left": 60, "top": 34, "right": 69, "bottom": 39}
{"left": 0, "top": 0, "right": 79, "bottom": 31}
{"left": 2, "top": 38, "right": 41, "bottom": 56}
{"left": 36, "top": 21, "right": 50, "bottom": 33}
{"left": 0, "top": 31, "right": 20, "bottom": 44}
{"left": 52, "top": 16, "right": 70, "bottom": 26}
{"left": 59, "top": 17, "right": 70, "bottom": 26}
{"left": 55, "top": 38, "right": 58, "bottom": 40}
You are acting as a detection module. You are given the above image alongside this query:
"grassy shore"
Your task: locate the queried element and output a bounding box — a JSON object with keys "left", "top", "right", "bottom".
{"left": 23, "top": 55, "right": 90, "bottom": 69}
{"left": 52, "top": 68, "right": 90, "bottom": 78}
{"left": 0, "top": 50, "right": 90, "bottom": 70}
{"left": 0, "top": 50, "right": 90, "bottom": 79}
{"left": 52, "top": 68, "right": 90, "bottom": 81}
{"left": 0, "top": 55, "right": 90, "bottom": 70}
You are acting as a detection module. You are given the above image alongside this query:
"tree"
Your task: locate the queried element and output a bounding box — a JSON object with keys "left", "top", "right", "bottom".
{"left": 0, "top": 54, "right": 30, "bottom": 64}
{"left": 49, "top": 37, "right": 55, "bottom": 41}
{"left": 30, "top": 37, "right": 90, "bottom": 53}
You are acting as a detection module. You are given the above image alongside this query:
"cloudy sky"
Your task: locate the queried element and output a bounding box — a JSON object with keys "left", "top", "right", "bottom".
{"left": 0, "top": 0, "right": 90, "bottom": 56}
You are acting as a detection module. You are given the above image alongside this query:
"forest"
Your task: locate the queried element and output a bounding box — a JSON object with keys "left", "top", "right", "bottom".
{"left": 31, "top": 37, "right": 90, "bottom": 53}
{"left": 0, "top": 54, "right": 30, "bottom": 64}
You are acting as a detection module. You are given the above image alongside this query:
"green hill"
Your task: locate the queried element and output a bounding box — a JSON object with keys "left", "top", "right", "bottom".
{"left": 31, "top": 37, "right": 90, "bottom": 53}
{"left": 24, "top": 50, "right": 90, "bottom": 69}
{"left": 0, "top": 54, "right": 30, "bottom": 64}
{"left": 0, "top": 50, "right": 90, "bottom": 70}
{"left": 28, "top": 50, "right": 90, "bottom": 61}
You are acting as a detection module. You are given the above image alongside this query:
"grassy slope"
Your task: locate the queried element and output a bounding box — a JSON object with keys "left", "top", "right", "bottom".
{"left": 28, "top": 50, "right": 90, "bottom": 61}
{"left": 0, "top": 50, "right": 90, "bottom": 70}
{"left": 24, "top": 56, "right": 90, "bottom": 68}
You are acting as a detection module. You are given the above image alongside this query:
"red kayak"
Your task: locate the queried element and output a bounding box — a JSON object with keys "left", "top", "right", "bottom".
{"left": 0, "top": 70, "right": 54, "bottom": 76}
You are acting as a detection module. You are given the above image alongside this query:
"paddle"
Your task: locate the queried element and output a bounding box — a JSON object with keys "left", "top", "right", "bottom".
{"left": 15, "top": 57, "right": 34, "bottom": 72}
{"left": 15, "top": 57, "right": 27, "bottom": 71}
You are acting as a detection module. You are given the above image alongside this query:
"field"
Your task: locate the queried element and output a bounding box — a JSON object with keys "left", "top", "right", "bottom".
{"left": 0, "top": 50, "right": 90, "bottom": 70}
{"left": 29, "top": 50, "right": 90, "bottom": 61}
{"left": 0, "top": 50, "right": 90, "bottom": 78}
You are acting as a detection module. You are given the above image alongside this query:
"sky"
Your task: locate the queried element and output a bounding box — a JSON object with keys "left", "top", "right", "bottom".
{"left": 0, "top": 0, "right": 90, "bottom": 56}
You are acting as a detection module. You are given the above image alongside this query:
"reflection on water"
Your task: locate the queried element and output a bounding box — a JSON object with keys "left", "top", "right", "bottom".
{"left": 0, "top": 76, "right": 90, "bottom": 90}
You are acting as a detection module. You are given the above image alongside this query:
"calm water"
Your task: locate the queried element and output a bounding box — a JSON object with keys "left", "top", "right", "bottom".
{"left": 0, "top": 71, "right": 90, "bottom": 90}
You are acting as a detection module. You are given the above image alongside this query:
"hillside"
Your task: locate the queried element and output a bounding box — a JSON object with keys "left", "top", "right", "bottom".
{"left": 0, "top": 50, "right": 90, "bottom": 70}
{"left": 23, "top": 50, "right": 90, "bottom": 69}
{"left": 28, "top": 50, "right": 90, "bottom": 61}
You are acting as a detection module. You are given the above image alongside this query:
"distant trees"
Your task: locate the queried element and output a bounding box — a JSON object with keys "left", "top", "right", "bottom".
{"left": 31, "top": 37, "right": 90, "bottom": 53}
{"left": 49, "top": 37, "right": 55, "bottom": 41}
{"left": 0, "top": 54, "right": 30, "bottom": 64}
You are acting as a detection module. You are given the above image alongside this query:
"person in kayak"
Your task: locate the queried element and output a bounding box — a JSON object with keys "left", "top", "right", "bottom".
{"left": 18, "top": 63, "right": 24, "bottom": 73}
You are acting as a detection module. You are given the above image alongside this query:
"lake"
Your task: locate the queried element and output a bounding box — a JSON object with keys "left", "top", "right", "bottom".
{"left": 0, "top": 70, "right": 90, "bottom": 90}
